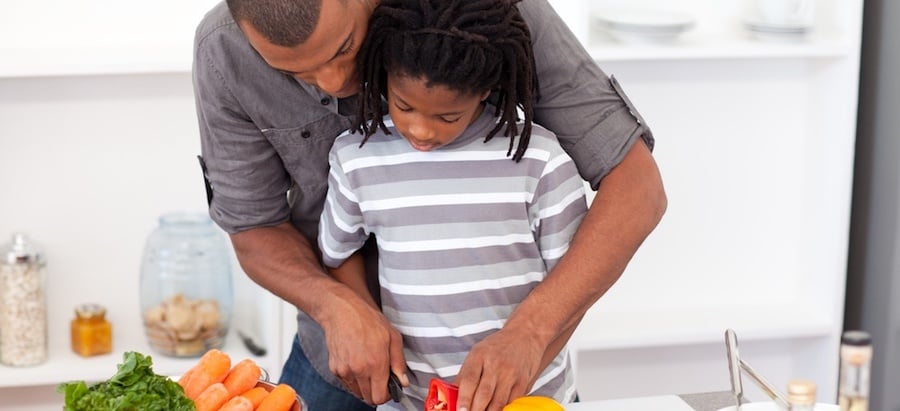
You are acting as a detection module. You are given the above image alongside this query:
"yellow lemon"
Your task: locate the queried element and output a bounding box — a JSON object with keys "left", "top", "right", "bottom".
{"left": 502, "top": 396, "right": 565, "bottom": 411}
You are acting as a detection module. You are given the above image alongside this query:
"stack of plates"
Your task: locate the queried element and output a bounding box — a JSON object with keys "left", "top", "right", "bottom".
{"left": 594, "top": 9, "right": 696, "bottom": 45}
{"left": 743, "top": 19, "right": 811, "bottom": 42}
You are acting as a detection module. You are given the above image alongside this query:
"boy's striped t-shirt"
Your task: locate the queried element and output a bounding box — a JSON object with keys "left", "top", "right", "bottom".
{"left": 318, "top": 108, "right": 588, "bottom": 409}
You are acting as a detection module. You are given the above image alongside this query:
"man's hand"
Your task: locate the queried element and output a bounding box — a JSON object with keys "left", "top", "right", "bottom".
{"left": 320, "top": 288, "right": 408, "bottom": 405}
{"left": 230, "top": 223, "right": 408, "bottom": 405}
{"left": 454, "top": 327, "right": 544, "bottom": 411}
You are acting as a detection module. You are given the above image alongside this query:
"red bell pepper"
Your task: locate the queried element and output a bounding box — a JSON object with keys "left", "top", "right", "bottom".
{"left": 424, "top": 378, "right": 459, "bottom": 411}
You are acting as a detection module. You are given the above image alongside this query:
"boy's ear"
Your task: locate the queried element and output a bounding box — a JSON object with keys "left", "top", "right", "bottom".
{"left": 480, "top": 90, "right": 492, "bottom": 101}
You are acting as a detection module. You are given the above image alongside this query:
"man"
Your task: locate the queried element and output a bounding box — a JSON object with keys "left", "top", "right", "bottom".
{"left": 192, "top": 0, "right": 666, "bottom": 410}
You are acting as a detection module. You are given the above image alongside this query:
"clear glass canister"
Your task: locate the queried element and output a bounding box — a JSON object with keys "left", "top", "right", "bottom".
{"left": 140, "top": 212, "right": 233, "bottom": 357}
{"left": 0, "top": 233, "right": 48, "bottom": 366}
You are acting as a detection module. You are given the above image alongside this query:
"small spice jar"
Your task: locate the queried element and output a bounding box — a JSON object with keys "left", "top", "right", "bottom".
{"left": 70, "top": 303, "right": 112, "bottom": 357}
{"left": 0, "top": 233, "right": 48, "bottom": 367}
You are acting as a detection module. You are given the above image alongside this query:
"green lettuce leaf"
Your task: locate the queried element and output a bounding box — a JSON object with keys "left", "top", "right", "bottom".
{"left": 57, "top": 351, "right": 195, "bottom": 411}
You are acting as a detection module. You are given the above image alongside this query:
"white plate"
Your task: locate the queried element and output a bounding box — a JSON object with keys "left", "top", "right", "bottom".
{"left": 745, "top": 28, "right": 809, "bottom": 43}
{"left": 717, "top": 403, "right": 839, "bottom": 411}
{"left": 595, "top": 9, "right": 695, "bottom": 44}
{"left": 743, "top": 18, "right": 810, "bottom": 33}
{"left": 595, "top": 9, "right": 696, "bottom": 33}
{"left": 606, "top": 27, "right": 685, "bottom": 44}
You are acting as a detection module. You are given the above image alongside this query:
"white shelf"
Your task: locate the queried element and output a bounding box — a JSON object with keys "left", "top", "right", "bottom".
{"left": 0, "top": 39, "right": 851, "bottom": 79}
{"left": 0, "top": 327, "right": 279, "bottom": 388}
{"left": 586, "top": 37, "right": 853, "bottom": 62}
{"left": 0, "top": 45, "right": 193, "bottom": 78}
{"left": 573, "top": 304, "right": 834, "bottom": 351}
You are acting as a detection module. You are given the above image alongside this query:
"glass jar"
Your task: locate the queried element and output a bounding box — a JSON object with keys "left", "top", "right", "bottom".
{"left": 839, "top": 330, "right": 872, "bottom": 411}
{"left": 787, "top": 379, "right": 817, "bottom": 411}
{"left": 140, "top": 212, "right": 233, "bottom": 357}
{"left": 71, "top": 303, "right": 113, "bottom": 357}
{"left": 0, "top": 233, "right": 48, "bottom": 366}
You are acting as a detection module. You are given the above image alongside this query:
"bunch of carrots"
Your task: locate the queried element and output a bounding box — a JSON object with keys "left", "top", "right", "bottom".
{"left": 178, "top": 349, "right": 299, "bottom": 411}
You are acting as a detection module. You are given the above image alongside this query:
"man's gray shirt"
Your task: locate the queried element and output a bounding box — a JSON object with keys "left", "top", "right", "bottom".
{"left": 193, "top": 0, "right": 653, "bottom": 392}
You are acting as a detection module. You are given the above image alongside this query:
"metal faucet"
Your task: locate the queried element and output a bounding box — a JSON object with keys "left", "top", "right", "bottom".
{"left": 725, "top": 329, "right": 792, "bottom": 410}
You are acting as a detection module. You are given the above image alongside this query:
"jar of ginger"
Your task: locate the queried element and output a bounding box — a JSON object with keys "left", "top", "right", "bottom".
{"left": 71, "top": 303, "right": 112, "bottom": 357}
{"left": 139, "top": 212, "right": 233, "bottom": 357}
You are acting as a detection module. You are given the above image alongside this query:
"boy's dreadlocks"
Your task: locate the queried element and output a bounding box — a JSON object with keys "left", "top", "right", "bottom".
{"left": 354, "top": 0, "right": 539, "bottom": 162}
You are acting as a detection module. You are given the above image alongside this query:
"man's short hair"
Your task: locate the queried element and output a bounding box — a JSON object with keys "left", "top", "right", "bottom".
{"left": 226, "top": 0, "right": 324, "bottom": 46}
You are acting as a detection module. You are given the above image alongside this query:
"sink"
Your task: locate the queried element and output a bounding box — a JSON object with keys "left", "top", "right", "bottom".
{"left": 565, "top": 395, "right": 694, "bottom": 410}
{"left": 716, "top": 403, "right": 839, "bottom": 411}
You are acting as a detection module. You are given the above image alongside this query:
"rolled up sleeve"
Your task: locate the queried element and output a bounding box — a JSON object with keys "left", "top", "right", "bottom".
{"left": 520, "top": 0, "right": 654, "bottom": 190}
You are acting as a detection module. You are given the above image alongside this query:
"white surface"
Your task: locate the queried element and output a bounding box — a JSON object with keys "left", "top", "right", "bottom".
{"left": 717, "top": 403, "right": 838, "bottom": 411}
{"left": 566, "top": 395, "right": 695, "bottom": 410}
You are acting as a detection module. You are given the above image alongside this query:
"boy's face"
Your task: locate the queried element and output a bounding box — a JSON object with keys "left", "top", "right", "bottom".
{"left": 240, "top": 0, "right": 375, "bottom": 98}
{"left": 386, "top": 73, "right": 489, "bottom": 152}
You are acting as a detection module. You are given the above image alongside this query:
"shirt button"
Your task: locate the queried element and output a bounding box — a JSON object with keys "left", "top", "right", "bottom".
{"left": 301, "top": 130, "right": 311, "bottom": 138}
{"left": 320, "top": 97, "right": 331, "bottom": 106}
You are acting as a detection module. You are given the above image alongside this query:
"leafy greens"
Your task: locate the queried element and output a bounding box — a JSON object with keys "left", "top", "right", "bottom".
{"left": 58, "top": 351, "right": 195, "bottom": 411}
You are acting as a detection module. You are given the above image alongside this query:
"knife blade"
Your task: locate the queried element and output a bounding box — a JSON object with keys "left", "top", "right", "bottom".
{"left": 388, "top": 371, "right": 405, "bottom": 403}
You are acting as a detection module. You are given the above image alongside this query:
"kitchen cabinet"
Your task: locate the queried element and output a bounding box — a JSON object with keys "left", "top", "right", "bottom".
{"left": 549, "top": 0, "right": 862, "bottom": 402}
{"left": 0, "top": 0, "right": 862, "bottom": 407}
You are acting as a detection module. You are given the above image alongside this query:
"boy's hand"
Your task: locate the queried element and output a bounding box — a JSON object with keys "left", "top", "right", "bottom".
{"left": 454, "top": 328, "right": 544, "bottom": 411}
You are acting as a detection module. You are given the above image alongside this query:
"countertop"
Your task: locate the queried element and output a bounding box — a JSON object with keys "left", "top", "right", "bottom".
{"left": 566, "top": 391, "right": 739, "bottom": 411}
{"left": 680, "top": 392, "right": 740, "bottom": 411}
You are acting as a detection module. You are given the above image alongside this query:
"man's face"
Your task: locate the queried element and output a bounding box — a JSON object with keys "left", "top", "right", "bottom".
{"left": 240, "top": 0, "right": 375, "bottom": 98}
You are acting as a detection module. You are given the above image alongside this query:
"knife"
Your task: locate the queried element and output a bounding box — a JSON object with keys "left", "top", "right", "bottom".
{"left": 388, "top": 371, "right": 405, "bottom": 403}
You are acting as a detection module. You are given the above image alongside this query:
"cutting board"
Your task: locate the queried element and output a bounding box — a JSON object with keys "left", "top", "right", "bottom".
{"left": 565, "top": 394, "right": 696, "bottom": 410}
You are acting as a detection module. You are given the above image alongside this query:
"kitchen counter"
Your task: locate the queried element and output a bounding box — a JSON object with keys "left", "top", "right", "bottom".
{"left": 680, "top": 392, "right": 740, "bottom": 411}
{"left": 566, "top": 391, "right": 739, "bottom": 411}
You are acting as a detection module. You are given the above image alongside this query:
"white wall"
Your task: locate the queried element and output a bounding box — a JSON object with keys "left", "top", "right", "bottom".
{"left": 0, "top": 73, "right": 271, "bottom": 408}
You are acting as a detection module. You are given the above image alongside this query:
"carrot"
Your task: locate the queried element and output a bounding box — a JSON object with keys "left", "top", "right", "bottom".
{"left": 194, "top": 382, "right": 231, "bottom": 411}
{"left": 256, "top": 383, "right": 297, "bottom": 411}
{"left": 223, "top": 359, "right": 262, "bottom": 397}
{"left": 239, "top": 386, "right": 269, "bottom": 409}
{"left": 178, "top": 367, "right": 197, "bottom": 394}
{"left": 181, "top": 349, "right": 233, "bottom": 400}
{"left": 216, "top": 395, "right": 254, "bottom": 411}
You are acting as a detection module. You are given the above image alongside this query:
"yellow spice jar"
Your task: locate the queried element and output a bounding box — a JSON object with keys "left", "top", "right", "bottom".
{"left": 70, "top": 304, "right": 112, "bottom": 357}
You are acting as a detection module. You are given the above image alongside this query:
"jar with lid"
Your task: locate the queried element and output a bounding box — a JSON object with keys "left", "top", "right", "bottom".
{"left": 140, "top": 212, "right": 233, "bottom": 357}
{"left": 0, "top": 233, "right": 48, "bottom": 366}
{"left": 838, "top": 330, "right": 872, "bottom": 411}
{"left": 787, "top": 379, "right": 817, "bottom": 411}
{"left": 71, "top": 303, "right": 113, "bottom": 357}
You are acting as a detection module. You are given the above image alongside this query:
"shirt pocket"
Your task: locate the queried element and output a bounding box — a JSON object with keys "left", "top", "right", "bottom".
{"left": 262, "top": 115, "right": 350, "bottom": 191}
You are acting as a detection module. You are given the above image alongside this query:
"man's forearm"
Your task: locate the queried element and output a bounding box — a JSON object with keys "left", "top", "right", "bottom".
{"left": 229, "top": 222, "right": 361, "bottom": 324}
{"left": 508, "top": 139, "right": 667, "bottom": 350}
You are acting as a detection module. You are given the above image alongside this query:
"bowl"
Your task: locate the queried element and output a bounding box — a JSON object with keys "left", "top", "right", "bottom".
{"left": 256, "top": 379, "right": 308, "bottom": 411}
{"left": 716, "top": 403, "right": 838, "bottom": 411}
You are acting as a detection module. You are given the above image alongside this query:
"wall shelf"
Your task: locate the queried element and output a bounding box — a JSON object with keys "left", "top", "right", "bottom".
{"left": 0, "top": 45, "right": 193, "bottom": 79}
{"left": 586, "top": 38, "right": 853, "bottom": 62}
{"left": 0, "top": 283, "right": 288, "bottom": 389}
{"left": 573, "top": 304, "right": 833, "bottom": 352}
{"left": 0, "top": 328, "right": 276, "bottom": 388}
